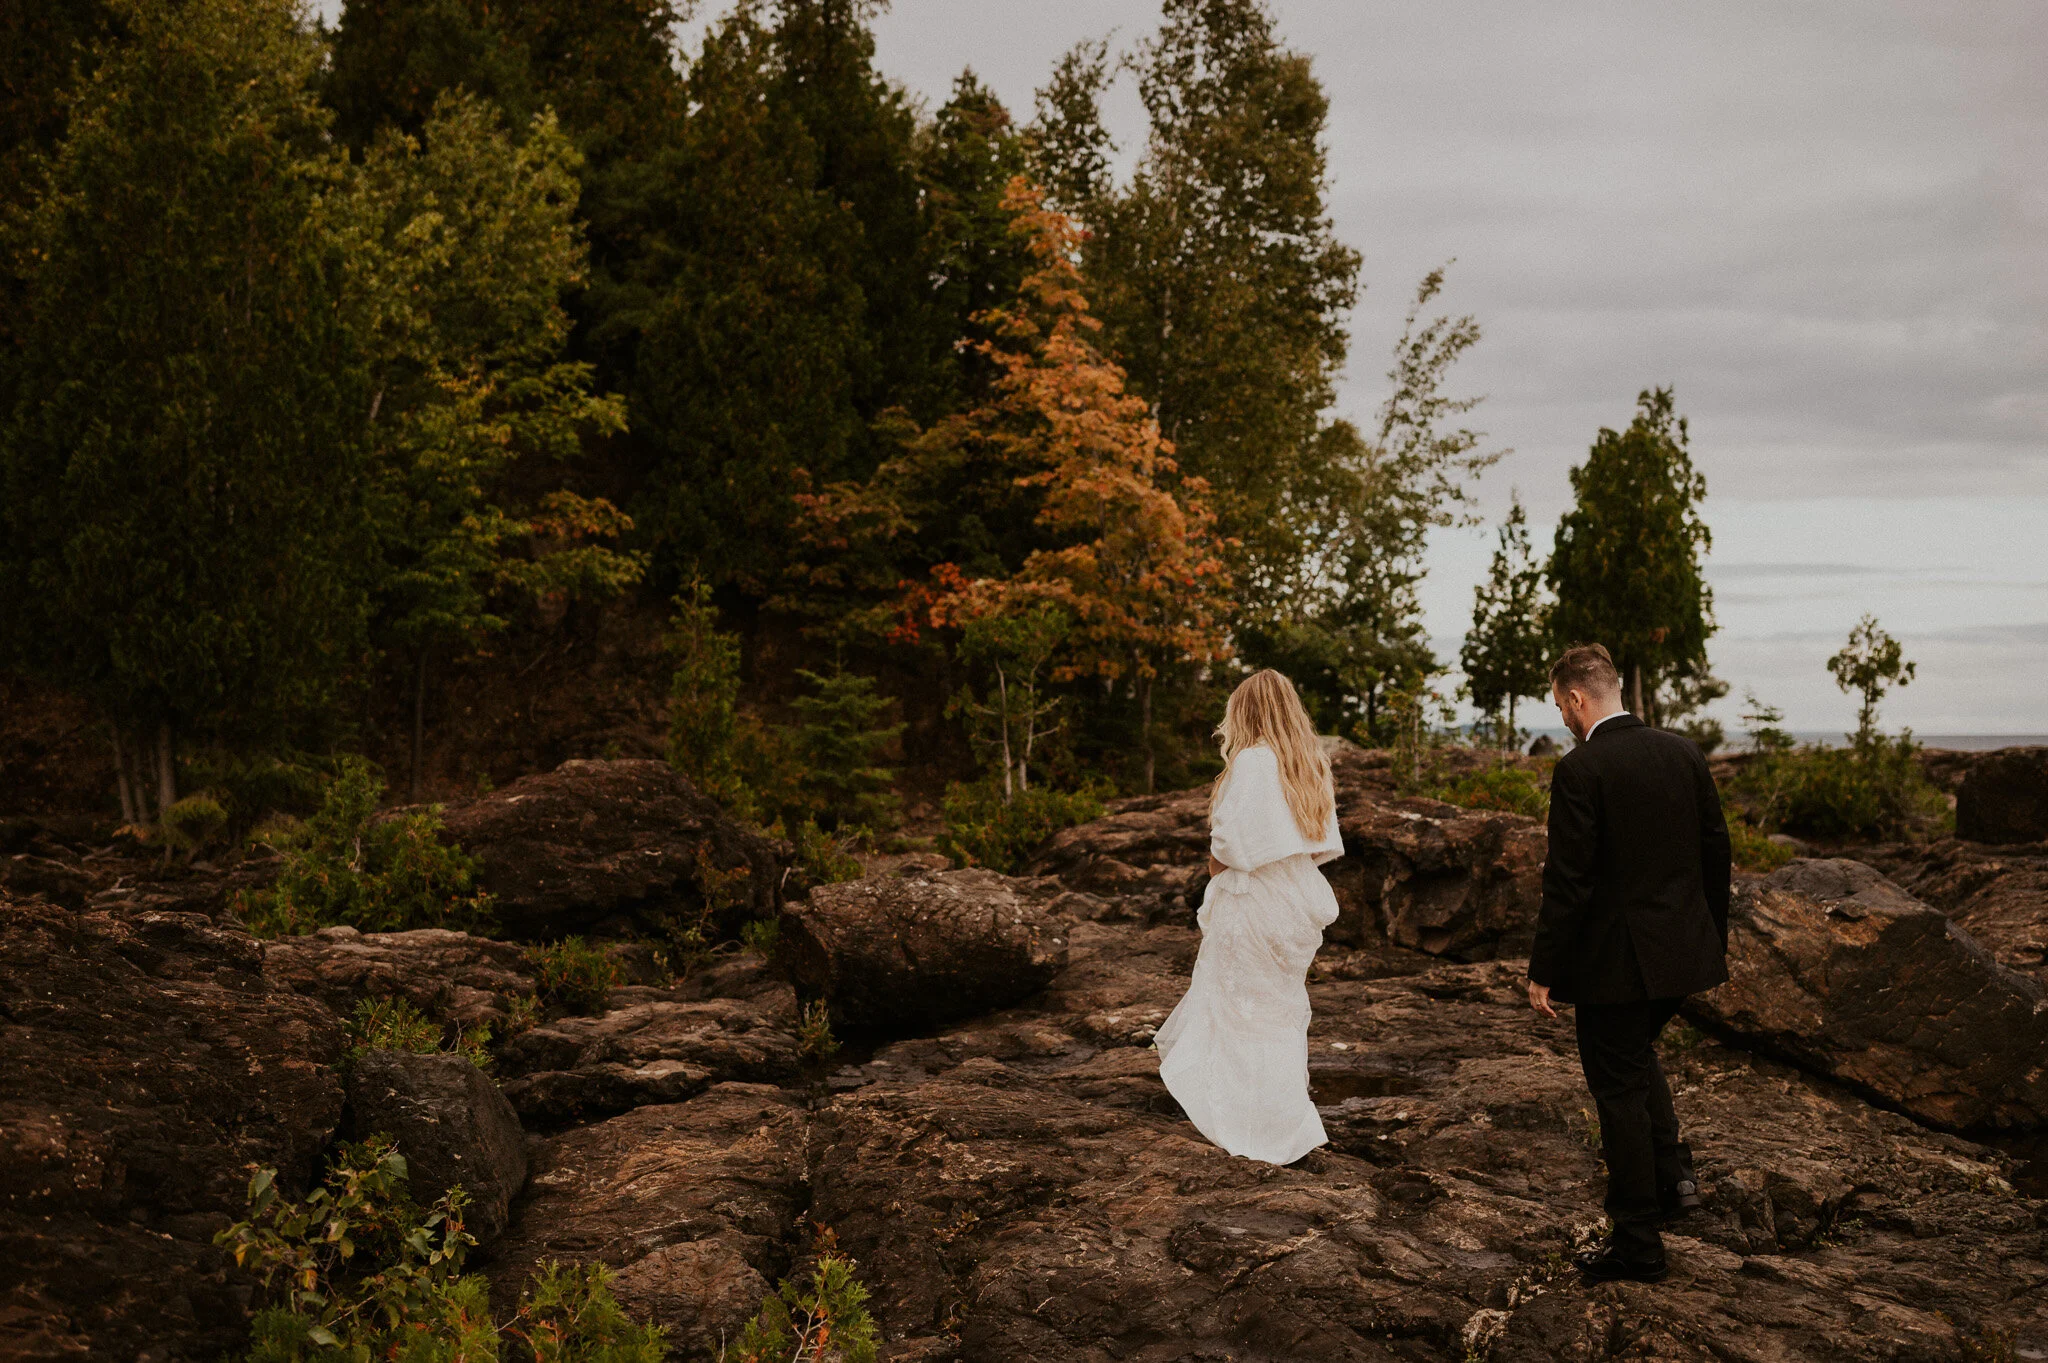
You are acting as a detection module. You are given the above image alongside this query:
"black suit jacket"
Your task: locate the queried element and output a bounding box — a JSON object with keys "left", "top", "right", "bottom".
{"left": 1528, "top": 714, "right": 1732, "bottom": 1004}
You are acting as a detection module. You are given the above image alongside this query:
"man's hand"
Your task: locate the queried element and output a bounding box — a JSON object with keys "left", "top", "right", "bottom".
{"left": 1527, "top": 980, "right": 1558, "bottom": 1019}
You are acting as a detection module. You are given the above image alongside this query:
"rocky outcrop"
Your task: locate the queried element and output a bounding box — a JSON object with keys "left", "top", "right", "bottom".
{"left": 478, "top": 1083, "right": 811, "bottom": 1358}
{"left": 1687, "top": 859, "right": 2048, "bottom": 1130}
{"left": 486, "top": 909, "right": 2048, "bottom": 1362}
{"left": 1028, "top": 759, "right": 1546, "bottom": 960}
{"left": 495, "top": 991, "right": 803, "bottom": 1126}
{"left": 345, "top": 1050, "right": 527, "bottom": 1245}
{"left": 0, "top": 897, "right": 345, "bottom": 1361}
{"left": 1851, "top": 837, "right": 2048, "bottom": 984}
{"left": 1957, "top": 747, "right": 2048, "bottom": 845}
{"left": 779, "top": 868, "right": 1069, "bottom": 1034}
{"left": 1333, "top": 794, "right": 1546, "bottom": 957}
{"left": 436, "top": 759, "right": 790, "bottom": 941}
{"left": 265, "top": 924, "right": 533, "bottom": 1027}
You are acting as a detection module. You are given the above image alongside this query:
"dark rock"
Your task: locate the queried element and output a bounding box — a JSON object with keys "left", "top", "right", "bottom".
{"left": 345, "top": 1050, "right": 527, "bottom": 1246}
{"left": 495, "top": 992, "right": 802, "bottom": 1126}
{"left": 436, "top": 758, "right": 789, "bottom": 941}
{"left": 265, "top": 925, "right": 532, "bottom": 1028}
{"left": 0, "top": 897, "right": 345, "bottom": 1361}
{"left": 0, "top": 851, "right": 97, "bottom": 908}
{"left": 1851, "top": 838, "right": 2048, "bottom": 983}
{"left": 1527, "top": 734, "right": 1560, "bottom": 757}
{"left": 1687, "top": 859, "right": 2048, "bottom": 1130}
{"left": 1957, "top": 746, "right": 2048, "bottom": 845}
{"left": 779, "top": 869, "right": 1069, "bottom": 1034}
{"left": 479, "top": 1084, "right": 809, "bottom": 1357}
{"left": 1024, "top": 784, "right": 1213, "bottom": 916}
{"left": 1334, "top": 794, "right": 1547, "bottom": 958}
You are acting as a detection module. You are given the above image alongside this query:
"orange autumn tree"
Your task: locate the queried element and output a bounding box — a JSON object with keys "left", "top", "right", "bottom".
{"left": 799, "top": 176, "right": 1233, "bottom": 791}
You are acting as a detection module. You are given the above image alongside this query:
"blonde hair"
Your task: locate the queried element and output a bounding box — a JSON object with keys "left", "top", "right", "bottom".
{"left": 1209, "top": 669, "right": 1334, "bottom": 840}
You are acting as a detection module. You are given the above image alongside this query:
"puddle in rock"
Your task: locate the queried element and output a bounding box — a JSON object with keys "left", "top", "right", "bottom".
{"left": 1309, "top": 1071, "right": 1424, "bottom": 1104}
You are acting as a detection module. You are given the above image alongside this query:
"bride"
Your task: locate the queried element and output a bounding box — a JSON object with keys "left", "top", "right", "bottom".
{"left": 1153, "top": 668, "right": 1344, "bottom": 1165}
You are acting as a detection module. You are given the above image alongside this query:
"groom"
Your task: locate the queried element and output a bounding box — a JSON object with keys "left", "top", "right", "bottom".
{"left": 1526, "top": 644, "right": 1732, "bottom": 1284}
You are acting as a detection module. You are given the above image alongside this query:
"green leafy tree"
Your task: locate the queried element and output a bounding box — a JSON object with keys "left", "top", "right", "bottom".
{"left": 663, "top": 579, "right": 746, "bottom": 805}
{"left": 949, "top": 602, "right": 1071, "bottom": 798}
{"left": 1828, "top": 613, "right": 1916, "bottom": 747}
{"left": 0, "top": 0, "right": 374, "bottom": 825}
{"left": 1461, "top": 493, "right": 1549, "bottom": 748}
{"left": 323, "top": 90, "right": 639, "bottom": 798}
{"left": 1546, "top": 387, "right": 1716, "bottom": 725}
{"left": 1040, "top": 0, "right": 1365, "bottom": 620}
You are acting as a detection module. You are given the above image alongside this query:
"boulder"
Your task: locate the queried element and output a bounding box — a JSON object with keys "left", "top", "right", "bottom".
{"left": 436, "top": 758, "right": 789, "bottom": 941}
{"left": 1687, "top": 859, "right": 2048, "bottom": 1130}
{"left": 345, "top": 1050, "right": 528, "bottom": 1246}
{"left": 1333, "top": 794, "right": 1546, "bottom": 958}
{"left": 1025, "top": 785, "right": 1213, "bottom": 915}
{"left": 779, "top": 869, "right": 1069, "bottom": 1034}
{"left": 495, "top": 993, "right": 803, "bottom": 1126}
{"left": 0, "top": 897, "right": 345, "bottom": 1361}
{"left": 479, "top": 1084, "right": 810, "bottom": 1357}
{"left": 265, "top": 924, "right": 533, "bottom": 1027}
{"left": 1957, "top": 746, "right": 2048, "bottom": 845}
{"left": 1851, "top": 838, "right": 2048, "bottom": 983}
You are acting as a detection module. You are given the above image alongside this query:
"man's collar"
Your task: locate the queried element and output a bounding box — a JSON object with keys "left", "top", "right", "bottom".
{"left": 1584, "top": 710, "right": 1638, "bottom": 739}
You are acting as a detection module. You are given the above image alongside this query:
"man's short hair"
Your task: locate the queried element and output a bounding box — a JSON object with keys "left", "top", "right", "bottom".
{"left": 1550, "top": 643, "right": 1621, "bottom": 696}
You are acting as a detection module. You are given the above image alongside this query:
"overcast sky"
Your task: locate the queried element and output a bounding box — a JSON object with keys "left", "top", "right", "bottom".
{"left": 318, "top": 0, "right": 2048, "bottom": 734}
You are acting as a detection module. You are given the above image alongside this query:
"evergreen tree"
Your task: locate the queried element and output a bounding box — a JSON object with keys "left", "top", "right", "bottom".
{"left": 792, "top": 667, "right": 904, "bottom": 832}
{"left": 1058, "top": 0, "right": 1363, "bottom": 617}
{"left": 1461, "top": 493, "right": 1549, "bottom": 748}
{"left": 1546, "top": 387, "right": 1716, "bottom": 725}
{"left": 1828, "top": 614, "right": 1915, "bottom": 747}
{"left": 324, "top": 91, "right": 639, "bottom": 797}
{"left": 0, "top": 0, "right": 375, "bottom": 821}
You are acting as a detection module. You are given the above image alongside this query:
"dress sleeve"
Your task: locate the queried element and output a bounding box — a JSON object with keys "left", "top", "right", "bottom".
{"left": 1209, "top": 747, "right": 1304, "bottom": 871}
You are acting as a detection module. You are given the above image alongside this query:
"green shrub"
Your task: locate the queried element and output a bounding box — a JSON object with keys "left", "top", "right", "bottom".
{"left": 1726, "top": 811, "right": 1793, "bottom": 873}
{"left": 937, "top": 780, "right": 1107, "bottom": 873}
{"left": 1733, "top": 735, "right": 1950, "bottom": 842}
{"left": 344, "top": 996, "right": 492, "bottom": 1072}
{"left": 791, "top": 667, "right": 904, "bottom": 834}
{"left": 218, "top": 1140, "right": 665, "bottom": 1362}
{"left": 523, "top": 938, "right": 620, "bottom": 1016}
{"left": 1421, "top": 763, "right": 1550, "bottom": 820}
{"left": 796, "top": 1000, "right": 839, "bottom": 1064}
{"left": 721, "top": 1227, "right": 879, "bottom": 1363}
{"left": 740, "top": 918, "right": 780, "bottom": 960}
{"left": 239, "top": 757, "right": 493, "bottom": 939}
{"left": 786, "top": 817, "right": 864, "bottom": 887}
{"left": 161, "top": 792, "right": 230, "bottom": 858}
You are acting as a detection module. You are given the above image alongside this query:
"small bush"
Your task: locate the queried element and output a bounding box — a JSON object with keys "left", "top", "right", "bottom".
{"left": 1726, "top": 812, "right": 1793, "bottom": 873}
{"left": 502, "top": 993, "right": 543, "bottom": 1037}
{"left": 1733, "top": 734, "right": 1950, "bottom": 842}
{"left": 796, "top": 1000, "right": 839, "bottom": 1065}
{"left": 161, "top": 792, "right": 230, "bottom": 858}
{"left": 218, "top": 1140, "right": 665, "bottom": 1362}
{"left": 740, "top": 918, "right": 780, "bottom": 960}
{"left": 240, "top": 757, "right": 493, "bottom": 939}
{"left": 344, "top": 996, "right": 493, "bottom": 1072}
{"left": 1422, "top": 764, "right": 1550, "bottom": 820}
{"left": 938, "top": 780, "right": 1107, "bottom": 873}
{"left": 721, "top": 1226, "right": 879, "bottom": 1363}
{"left": 524, "top": 938, "right": 620, "bottom": 1016}
{"left": 787, "top": 817, "right": 864, "bottom": 887}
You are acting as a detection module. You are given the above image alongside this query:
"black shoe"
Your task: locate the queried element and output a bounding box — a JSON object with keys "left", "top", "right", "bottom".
{"left": 1574, "top": 1243, "right": 1669, "bottom": 1284}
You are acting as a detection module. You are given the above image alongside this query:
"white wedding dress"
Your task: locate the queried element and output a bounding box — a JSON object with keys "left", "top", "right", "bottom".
{"left": 1153, "top": 743, "right": 1343, "bottom": 1165}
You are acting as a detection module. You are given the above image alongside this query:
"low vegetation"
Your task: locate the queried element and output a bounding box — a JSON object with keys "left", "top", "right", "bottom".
{"left": 344, "top": 996, "right": 492, "bottom": 1072}
{"left": 721, "top": 1226, "right": 880, "bottom": 1363}
{"left": 522, "top": 937, "right": 620, "bottom": 1016}
{"left": 237, "top": 758, "right": 493, "bottom": 939}
{"left": 217, "top": 1140, "right": 664, "bottom": 1361}
{"left": 937, "top": 780, "right": 1107, "bottom": 873}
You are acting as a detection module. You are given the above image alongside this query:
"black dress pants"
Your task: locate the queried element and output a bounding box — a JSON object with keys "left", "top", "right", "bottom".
{"left": 1574, "top": 996, "right": 1688, "bottom": 1256}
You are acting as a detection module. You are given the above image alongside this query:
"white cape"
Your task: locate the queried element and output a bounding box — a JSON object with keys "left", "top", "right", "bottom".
{"left": 1153, "top": 744, "right": 1343, "bottom": 1165}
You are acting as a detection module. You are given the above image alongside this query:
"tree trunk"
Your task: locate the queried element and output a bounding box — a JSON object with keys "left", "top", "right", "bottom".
{"left": 155, "top": 722, "right": 176, "bottom": 816}
{"left": 1506, "top": 695, "right": 1517, "bottom": 760}
{"left": 996, "top": 664, "right": 1013, "bottom": 801}
{"left": 112, "top": 729, "right": 136, "bottom": 826}
{"left": 411, "top": 646, "right": 429, "bottom": 803}
{"left": 1631, "top": 664, "right": 1643, "bottom": 720}
{"left": 1140, "top": 675, "right": 1156, "bottom": 795}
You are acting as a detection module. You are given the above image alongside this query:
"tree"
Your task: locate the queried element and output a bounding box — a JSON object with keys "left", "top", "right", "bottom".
{"left": 949, "top": 602, "right": 1071, "bottom": 798}
{"left": 791, "top": 667, "right": 904, "bottom": 833}
{"left": 1546, "top": 387, "right": 1715, "bottom": 726}
{"left": 0, "top": 0, "right": 374, "bottom": 825}
{"left": 1037, "top": 0, "right": 1364, "bottom": 619}
{"left": 1461, "top": 493, "right": 1549, "bottom": 749}
{"left": 1828, "top": 614, "right": 1916, "bottom": 747}
{"left": 322, "top": 91, "right": 639, "bottom": 798}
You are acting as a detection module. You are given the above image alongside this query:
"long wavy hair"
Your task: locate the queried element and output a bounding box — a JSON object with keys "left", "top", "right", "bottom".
{"left": 1209, "top": 669, "right": 1334, "bottom": 840}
